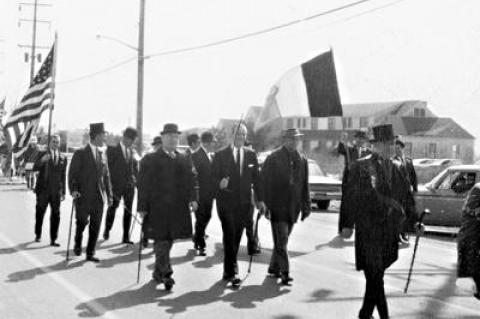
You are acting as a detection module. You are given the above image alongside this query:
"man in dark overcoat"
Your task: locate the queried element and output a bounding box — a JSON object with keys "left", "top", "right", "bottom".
{"left": 457, "top": 182, "right": 480, "bottom": 300}
{"left": 68, "top": 123, "right": 113, "bottom": 262}
{"left": 343, "top": 124, "right": 406, "bottom": 319}
{"left": 33, "top": 134, "right": 67, "bottom": 246}
{"left": 336, "top": 130, "right": 370, "bottom": 236}
{"left": 104, "top": 127, "right": 138, "bottom": 244}
{"left": 392, "top": 137, "right": 418, "bottom": 244}
{"left": 262, "top": 128, "right": 310, "bottom": 285}
{"left": 212, "top": 123, "right": 265, "bottom": 286}
{"left": 137, "top": 123, "right": 198, "bottom": 290}
{"left": 191, "top": 131, "right": 216, "bottom": 256}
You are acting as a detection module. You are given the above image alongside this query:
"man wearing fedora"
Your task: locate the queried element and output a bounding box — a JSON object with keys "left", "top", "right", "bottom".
{"left": 393, "top": 136, "right": 418, "bottom": 244}
{"left": 262, "top": 128, "right": 311, "bottom": 285}
{"left": 186, "top": 133, "right": 200, "bottom": 156}
{"left": 103, "top": 127, "right": 139, "bottom": 244}
{"left": 212, "top": 123, "right": 265, "bottom": 286}
{"left": 342, "top": 124, "right": 407, "bottom": 319}
{"left": 191, "top": 131, "right": 216, "bottom": 256}
{"left": 137, "top": 123, "right": 198, "bottom": 290}
{"left": 69, "top": 123, "right": 113, "bottom": 262}
{"left": 150, "top": 136, "right": 162, "bottom": 152}
{"left": 336, "top": 130, "right": 370, "bottom": 237}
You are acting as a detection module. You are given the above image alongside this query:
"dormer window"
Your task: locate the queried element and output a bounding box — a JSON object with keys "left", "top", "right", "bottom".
{"left": 414, "top": 108, "right": 426, "bottom": 117}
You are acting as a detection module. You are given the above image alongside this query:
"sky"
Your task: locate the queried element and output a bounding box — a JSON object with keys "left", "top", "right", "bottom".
{"left": 1, "top": 0, "right": 480, "bottom": 148}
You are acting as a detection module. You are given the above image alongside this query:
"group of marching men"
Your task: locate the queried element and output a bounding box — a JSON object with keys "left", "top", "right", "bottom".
{"left": 30, "top": 121, "right": 480, "bottom": 319}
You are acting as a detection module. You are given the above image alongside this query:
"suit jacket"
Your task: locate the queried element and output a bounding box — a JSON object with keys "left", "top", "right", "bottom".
{"left": 392, "top": 155, "right": 418, "bottom": 206}
{"left": 191, "top": 147, "right": 215, "bottom": 203}
{"left": 33, "top": 150, "right": 67, "bottom": 196}
{"left": 262, "top": 146, "right": 310, "bottom": 224}
{"left": 212, "top": 145, "right": 263, "bottom": 211}
{"left": 337, "top": 142, "right": 371, "bottom": 180}
{"left": 343, "top": 154, "right": 406, "bottom": 271}
{"left": 106, "top": 144, "right": 138, "bottom": 196}
{"left": 68, "top": 144, "right": 112, "bottom": 208}
{"left": 137, "top": 149, "right": 198, "bottom": 240}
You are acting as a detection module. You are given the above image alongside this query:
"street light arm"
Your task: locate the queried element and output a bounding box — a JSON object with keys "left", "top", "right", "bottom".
{"left": 96, "top": 34, "right": 139, "bottom": 52}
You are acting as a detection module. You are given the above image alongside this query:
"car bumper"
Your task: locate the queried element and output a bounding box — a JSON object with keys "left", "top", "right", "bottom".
{"left": 310, "top": 191, "right": 342, "bottom": 201}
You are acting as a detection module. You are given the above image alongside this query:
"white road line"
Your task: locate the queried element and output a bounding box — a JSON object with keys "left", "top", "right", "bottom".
{"left": 0, "top": 232, "right": 120, "bottom": 319}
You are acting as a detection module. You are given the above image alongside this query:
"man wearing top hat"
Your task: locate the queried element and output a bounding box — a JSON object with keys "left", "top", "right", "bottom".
{"left": 393, "top": 136, "right": 418, "bottom": 244}
{"left": 342, "top": 124, "right": 407, "bottom": 319}
{"left": 191, "top": 131, "right": 216, "bottom": 256}
{"left": 137, "top": 123, "right": 198, "bottom": 290}
{"left": 212, "top": 123, "right": 265, "bottom": 286}
{"left": 68, "top": 123, "right": 113, "bottom": 262}
{"left": 336, "top": 130, "right": 371, "bottom": 237}
{"left": 103, "top": 127, "right": 139, "bottom": 244}
{"left": 33, "top": 134, "right": 67, "bottom": 246}
{"left": 262, "top": 128, "right": 311, "bottom": 285}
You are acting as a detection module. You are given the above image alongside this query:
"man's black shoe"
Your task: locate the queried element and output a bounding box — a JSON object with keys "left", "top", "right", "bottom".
{"left": 35, "top": 236, "right": 41, "bottom": 242}
{"left": 280, "top": 273, "right": 293, "bottom": 285}
{"left": 164, "top": 277, "right": 175, "bottom": 291}
{"left": 103, "top": 231, "right": 109, "bottom": 241}
{"left": 73, "top": 247, "right": 81, "bottom": 256}
{"left": 267, "top": 268, "right": 281, "bottom": 278}
{"left": 86, "top": 256, "right": 100, "bottom": 263}
{"left": 122, "top": 239, "right": 134, "bottom": 245}
{"left": 230, "top": 276, "right": 241, "bottom": 286}
{"left": 142, "top": 238, "right": 149, "bottom": 248}
{"left": 50, "top": 242, "right": 60, "bottom": 247}
{"left": 474, "top": 292, "right": 480, "bottom": 300}
{"left": 248, "top": 247, "right": 261, "bottom": 255}
{"left": 198, "top": 249, "right": 207, "bottom": 256}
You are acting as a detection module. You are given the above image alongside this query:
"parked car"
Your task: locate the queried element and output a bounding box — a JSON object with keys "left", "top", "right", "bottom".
{"left": 308, "top": 159, "right": 342, "bottom": 210}
{"left": 415, "top": 164, "right": 480, "bottom": 227}
{"left": 258, "top": 151, "right": 342, "bottom": 210}
{"left": 414, "top": 158, "right": 463, "bottom": 184}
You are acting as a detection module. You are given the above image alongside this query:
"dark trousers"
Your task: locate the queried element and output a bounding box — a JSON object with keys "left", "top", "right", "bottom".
{"left": 193, "top": 199, "right": 213, "bottom": 249}
{"left": 269, "top": 221, "right": 294, "bottom": 274}
{"left": 74, "top": 199, "right": 104, "bottom": 257}
{"left": 104, "top": 187, "right": 134, "bottom": 240}
{"left": 359, "top": 268, "right": 389, "bottom": 319}
{"left": 218, "top": 202, "right": 250, "bottom": 277}
{"left": 35, "top": 192, "right": 61, "bottom": 241}
{"left": 153, "top": 239, "right": 174, "bottom": 280}
{"left": 245, "top": 204, "right": 259, "bottom": 252}
{"left": 338, "top": 173, "right": 349, "bottom": 233}
{"left": 401, "top": 198, "right": 416, "bottom": 234}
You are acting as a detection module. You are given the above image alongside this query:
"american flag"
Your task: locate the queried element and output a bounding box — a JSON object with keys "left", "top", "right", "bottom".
{"left": 4, "top": 44, "right": 55, "bottom": 158}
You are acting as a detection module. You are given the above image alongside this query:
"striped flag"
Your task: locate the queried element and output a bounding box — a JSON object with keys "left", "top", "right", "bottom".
{"left": 255, "top": 50, "right": 342, "bottom": 132}
{"left": 4, "top": 45, "right": 54, "bottom": 158}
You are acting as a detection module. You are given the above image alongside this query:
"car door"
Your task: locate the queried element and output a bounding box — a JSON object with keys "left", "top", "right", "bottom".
{"left": 421, "top": 170, "right": 476, "bottom": 227}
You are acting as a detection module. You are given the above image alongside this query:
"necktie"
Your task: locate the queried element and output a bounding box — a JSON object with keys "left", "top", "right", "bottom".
{"left": 53, "top": 151, "right": 57, "bottom": 165}
{"left": 236, "top": 148, "right": 241, "bottom": 176}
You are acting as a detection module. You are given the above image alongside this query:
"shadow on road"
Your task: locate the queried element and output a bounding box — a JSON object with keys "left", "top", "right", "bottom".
{"left": 0, "top": 241, "right": 52, "bottom": 255}
{"left": 315, "top": 235, "right": 354, "bottom": 250}
{"left": 6, "top": 259, "right": 87, "bottom": 283}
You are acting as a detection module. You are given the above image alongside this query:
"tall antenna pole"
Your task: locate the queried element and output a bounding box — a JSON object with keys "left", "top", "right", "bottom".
{"left": 29, "top": 0, "right": 38, "bottom": 84}
{"left": 136, "top": 0, "right": 145, "bottom": 154}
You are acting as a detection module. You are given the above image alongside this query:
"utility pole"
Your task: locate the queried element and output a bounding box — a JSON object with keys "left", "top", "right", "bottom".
{"left": 29, "top": 0, "right": 38, "bottom": 84}
{"left": 136, "top": 0, "right": 145, "bottom": 154}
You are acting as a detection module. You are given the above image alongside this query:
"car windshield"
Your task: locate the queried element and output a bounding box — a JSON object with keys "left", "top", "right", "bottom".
{"left": 428, "top": 168, "right": 451, "bottom": 188}
{"left": 308, "top": 161, "right": 326, "bottom": 177}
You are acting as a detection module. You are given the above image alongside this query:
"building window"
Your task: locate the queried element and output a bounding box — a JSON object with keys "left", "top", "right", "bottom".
{"left": 311, "top": 118, "right": 318, "bottom": 130}
{"left": 286, "top": 118, "right": 294, "bottom": 129}
{"left": 302, "top": 139, "right": 310, "bottom": 153}
{"left": 302, "top": 118, "right": 307, "bottom": 129}
{"left": 414, "top": 108, "right": 426, "bottom": 117}
{"left": 428, "top": 143, "right": 437, "bottom": 157}
{"left": 404, "top": 142, "right": 413, "bottom": 157}
{"left": 452, "top": 144, "right": 461, "bottom": 158}
{"left": 359, "top": 117, "right": 368, "bottom": 128}
{"left": 297, "top": 118, "right": 302, "bottom": 128}
{"left": 328, "top": 118, "right": 336, "bottom": 130}
{"left": 342, "top": 117, "right": 352, "bottom": 129}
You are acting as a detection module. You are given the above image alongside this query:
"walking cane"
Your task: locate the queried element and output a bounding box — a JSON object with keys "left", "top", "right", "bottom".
{"left": 248, "top": 212, "right": 262, "bottom": 273}
{"left": 66, "top": 199, "right": 75, "bottom": 262}
{"left": 404, "top": 208, "right": 431, "bottom": 293}
{"left": 137, "top": 222, "right": 144, "bottom": 283}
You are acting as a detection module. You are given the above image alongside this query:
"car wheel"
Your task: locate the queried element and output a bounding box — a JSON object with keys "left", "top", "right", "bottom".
{"left": 317, "top": 200, "right": 330, "bottom": 210}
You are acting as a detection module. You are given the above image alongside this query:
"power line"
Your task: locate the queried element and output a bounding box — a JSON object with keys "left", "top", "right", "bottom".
{"left": 146, "top": 0, "right": 375, "bottom": 58}
{"left": 57, "top": 0, "right": 403, "bottom": 85}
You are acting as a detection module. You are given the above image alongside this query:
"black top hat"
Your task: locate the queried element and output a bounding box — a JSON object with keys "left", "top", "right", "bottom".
{"left": 353, "top": 130, "right": 367, "bottom": 139}
{"left": 283, "top": 128, "right": 304, "bottom": 138}
{"left": 89, "top": 123, "right": 106, "bottom": 137}
{"left": 160, "top": 123, "right": 181, "bottom": 135}
{"left": 201, "top": 131, "right": 216, "bottom": 143}
{"left": 123, "top": 127, "right": 138, "bottom": 140}
{"left": 151, "top": 136, "right": 162, "bottom": 146}
{"left": 370, "top": 124, "right": 395, "bottom": 143}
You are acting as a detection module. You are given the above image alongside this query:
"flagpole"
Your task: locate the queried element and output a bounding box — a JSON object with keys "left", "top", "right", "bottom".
{"left": 46, "top": 32, "right": 58, "bottom": 149}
